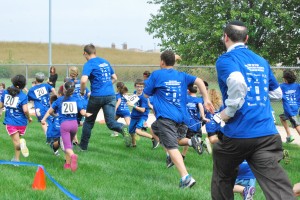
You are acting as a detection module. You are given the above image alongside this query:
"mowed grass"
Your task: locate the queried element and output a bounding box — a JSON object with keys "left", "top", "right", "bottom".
{"left": 1, "top": 115, "right": 300, "bottom": 199}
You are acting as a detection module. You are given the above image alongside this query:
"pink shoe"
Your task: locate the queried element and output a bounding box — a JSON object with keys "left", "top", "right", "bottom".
{"left": 70, "top": 154, "right": 78, "bottom": 172}
{"left": 64, "top": 163, "right": 71, "bottom": 169}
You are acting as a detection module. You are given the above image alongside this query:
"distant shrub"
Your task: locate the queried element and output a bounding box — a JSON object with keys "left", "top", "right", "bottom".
{"left": 0, "top": 67, "right": 12, "bottom": 78}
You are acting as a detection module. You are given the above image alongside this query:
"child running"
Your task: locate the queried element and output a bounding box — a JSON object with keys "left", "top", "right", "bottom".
{"left": 45, "top": 95, "right": 61, "bottom": 156}
{"left": 233, "top": 160, "right": 256, "bottom": 200}
{"left": 279, "top": 69, "right": 300, "bottom": 143}
{"left": 0, "top": 75, "right": 32, "bottom": 163}
{"left": 0, "top": 82, "right": 5, "bottom": 117}
{"left": 41, "top": 81, "right": 86, "bottom": 171}
{"left": 126, "top": 79, "right": 158, "bottom": 147}
{"left": 112, "top": 82, "right": 131, "bottom": 137}
{"left": 204, "top": 89, "right": 224, "bottom": 153}
{"left": 27, "top": 72, "right": 57, "bottom": 136}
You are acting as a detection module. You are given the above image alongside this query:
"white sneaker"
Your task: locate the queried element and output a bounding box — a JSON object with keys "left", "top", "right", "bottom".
{"left": 20, "top": 138, "right": 29, "bottom": 157}
{"left": 111, "top": 132, "right": 119, "bottom": 137}
{"left": 205, "top": 137, "right": 212, "bottom": 154}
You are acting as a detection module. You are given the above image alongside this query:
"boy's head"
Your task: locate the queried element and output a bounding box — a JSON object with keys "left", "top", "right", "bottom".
{"left": 283, "top": 69, "right": 296, "bottom": 84}
{"left": 188, "top": 84, "right": 197, "bottom": 94}
{"left": 69, "top": 66, "right": 79, "bottom": 79}
{"left": 134, "top": 79, "right": 144, "bottom": 94}
{"left": 160, "top": 50, "right": 175, "bottom": 67}
{"left": 35, "top": 72, "right": 45, "bottom": 83}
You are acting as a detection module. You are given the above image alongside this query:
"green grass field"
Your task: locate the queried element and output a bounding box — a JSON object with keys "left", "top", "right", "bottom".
{"left": 0, "top": 115, "right": 300, "bottom": 200}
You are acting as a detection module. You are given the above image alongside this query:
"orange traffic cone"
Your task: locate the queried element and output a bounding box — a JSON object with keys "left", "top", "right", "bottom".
{"left": 32, "top": 166, "right": 46, "bottom": 190}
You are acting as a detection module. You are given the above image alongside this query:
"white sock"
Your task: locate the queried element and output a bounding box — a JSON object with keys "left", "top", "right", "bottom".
{"left": 181, "top": 174, "right": 189, "bottom": 181}
{"left": 188, "top": 139, "right": 192, "bottom": 146}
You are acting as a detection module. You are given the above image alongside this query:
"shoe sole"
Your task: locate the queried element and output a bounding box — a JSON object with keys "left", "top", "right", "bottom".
{"left": 70, "top": 154, "right": 78, "bottom": 172}
{"left": 20, "top": 138, "right": 29, "bottom": 157}
{"left": 153, "top": 141, "right": 160, "bottom": 149}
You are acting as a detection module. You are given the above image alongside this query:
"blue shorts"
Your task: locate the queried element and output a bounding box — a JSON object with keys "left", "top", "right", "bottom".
{"left": 235, "top": 178, "right": 256, "bottom": 187}
{"left": 129, "top": 118, "right": 146, "bottom": 134}
{"left": 116, "top": 110, "right": 131, "bottom": 118}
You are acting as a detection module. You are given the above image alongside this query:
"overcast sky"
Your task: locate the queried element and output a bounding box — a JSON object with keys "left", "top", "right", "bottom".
{"left": 0, "top": 0, "right": 161, "bottom": 51}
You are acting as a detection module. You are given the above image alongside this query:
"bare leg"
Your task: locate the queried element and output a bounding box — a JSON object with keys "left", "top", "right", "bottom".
{"left": 168, "top": 148, "right": 188, "bottom": 177}
{"left": 10, "top": 132, "right": 21, "bottom": 161}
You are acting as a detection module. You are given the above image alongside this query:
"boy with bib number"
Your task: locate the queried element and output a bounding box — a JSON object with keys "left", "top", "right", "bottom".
{"left": 0, "top": 75, "right": 32, "bottom": 164}
{"left": 41, "top": 81, "right": 86, "bottom": 171}
{"left": 27, "top": 72, "right": 57, "bottom": 136}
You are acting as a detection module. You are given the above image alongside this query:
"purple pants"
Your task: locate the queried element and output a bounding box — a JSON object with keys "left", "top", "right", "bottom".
{"left": 60, "top": 120, "right": 78, "bottom": 150}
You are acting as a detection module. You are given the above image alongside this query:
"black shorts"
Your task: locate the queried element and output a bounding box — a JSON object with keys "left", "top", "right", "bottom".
{"left": 279, "top": 114, "right": 300, "bottom": 128}
{"left": 186, "top": 128, "right": 202, "bottom": 139}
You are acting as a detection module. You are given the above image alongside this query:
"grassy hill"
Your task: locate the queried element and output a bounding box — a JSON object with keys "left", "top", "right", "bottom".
{"left": 0, "top": 42, "right": 160, "bottom": 65}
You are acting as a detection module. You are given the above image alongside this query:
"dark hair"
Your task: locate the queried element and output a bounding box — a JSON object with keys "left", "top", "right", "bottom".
{"left": 188, "top": 84, "right": 197, "bottom": 93}
{"left": 134, "top": 79, "right": 144, "bottom": 86}
{"left": 143, "top": 71, "right": 151, "bottom": 78}
{"left": 50, "top": 95, "right": 58, "bottom": 104}
{"left": 63, "top": 81, "right": 75, "bottom": 102}
{"left": 161, "top": 50, "right": 175, "bottom": 66}
{"left": 224, "top": 20, "right": 248, "bottom": 42}
{"left": 283, "top": 69, "right": 296, "bottom": 83}
{"left": 84, "top": 44, "right": 96, "bottom": 55}
{"left": 116, "top": 82, "right": 125, "bottom": 89}
{"left": 8, "top": 74, "right": 26, "bottom": 97}
{"left": 120, "top": 86, "right": 128, "bottom": 95}
{"left": 0, "top": 82, "right": 5, "bottom": 89}
{"left": 50, "top": 66, "right": 56, "bottom": 74}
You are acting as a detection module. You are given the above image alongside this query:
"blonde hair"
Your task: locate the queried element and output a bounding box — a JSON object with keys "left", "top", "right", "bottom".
{"left": 69, "top": 66, "right": 79, "bottom": 77}
{"left": 209, "top": 89, "right": 222, "bottom": 110}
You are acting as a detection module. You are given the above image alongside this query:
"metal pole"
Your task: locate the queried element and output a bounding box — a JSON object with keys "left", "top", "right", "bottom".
{"left": 48, "top": 0, "right": 52, "bottom": 77}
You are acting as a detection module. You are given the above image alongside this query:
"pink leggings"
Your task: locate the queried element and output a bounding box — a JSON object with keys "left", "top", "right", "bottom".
{"left": 60, "top": 120, "right": 78, "bottom": 150}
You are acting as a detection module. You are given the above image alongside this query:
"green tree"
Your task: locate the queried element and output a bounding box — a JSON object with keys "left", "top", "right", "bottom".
{"left": 146, "top": 0, "right": 300, "bottom": 65}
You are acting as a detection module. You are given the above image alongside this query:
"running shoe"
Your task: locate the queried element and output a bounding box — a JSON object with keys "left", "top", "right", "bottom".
{"left": 11, "top": 157, "right": 19, "bottom": 167}
{"left": 152, "top": 139, "right": 159, "bottom": 149}
{"left": 121, "top": 126, "right": 131, "bottom": 147}
{"left": 283, "top": 149, "right": 290, "bottom": 164}
{"left": 166, "top": 155, "right": 174, "bottom": 168}
{"left": 286, "top": 136, "right": 295, "bottom": 143}
{"left": 243, "top": 186, "right": 255, "bottom": 200}
{"left": 191, "top": 136, "right": 203, "bottom": 155}
{"left": 179, "top": 175, "right": 196, "bottom": 189}
{"left": 64, "top": 163, "right": 71, "bottom": 169}
{"left": 20, "top": 138, "right": 29, "bottom": 157}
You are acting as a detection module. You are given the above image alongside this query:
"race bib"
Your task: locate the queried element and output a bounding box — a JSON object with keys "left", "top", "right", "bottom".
{"left": 4, "top": 94, "right": 19, "bottom": 108}
{"left": 123, "top": 94, "right": 139, "bottom": 105}
{"left": 62, "top": 102, "right": 78, "bottom": 114}
{"left": 34, "top": 87, "right": 48, "bottom": 98}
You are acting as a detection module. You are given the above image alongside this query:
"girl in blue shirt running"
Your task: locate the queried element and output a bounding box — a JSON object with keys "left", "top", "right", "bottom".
{"left": 41, "top": 81, "right": 86, "bottom": 172}
{"left": 0, "top": 75, "right": 32, "bottom": 163}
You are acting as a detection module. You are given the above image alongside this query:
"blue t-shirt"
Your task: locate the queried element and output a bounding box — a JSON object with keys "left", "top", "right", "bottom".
{"left": 280, "top": 83, "right": 300, "bottom": 117}
{"left": 1, "top": 89, "right": 28, "bottom": 126}
{"left": 237, "top": 160, "right": 255, "bottom": 180}
{"left": 116, "top": 93, "right": 130, "bottom": 113}
{"left": 82, "top": 57, "right": 115, "bottom": 97}
{"left": 27, "top": 83, "right": 53, "bottom": 111}
{"left": 46, "top": 115, "right": 60, "bottom": 138}
{"left": 216, "top": 45, "right": 279, "bottom": 138}
{"left": 205, "top": 105, "right": 225, "bottom": 133}
{"left": 130, "top": 92, "right": 149, "bottom": 120}
{"left": 186, "top": 95, "right": 203, "bottom": 132}
{"left": 144, "top": 68, "right": 196, "bottom": 123}
{"left": 51, "top": 96, "right": 84, "bottom": 124}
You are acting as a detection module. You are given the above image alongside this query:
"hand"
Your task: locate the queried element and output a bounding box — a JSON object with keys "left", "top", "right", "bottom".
{"left": 41, "top": 119, "right": 46, "bottom": 125}
{"left": 85, "top": 112, "right": 92, "bottom": 117}
{"left": 28, "top": 117, "right": 33, "bottom": 123}
{"left": 220, "top": 110, "right": 231, "bottom": 122}
{"left": 127, "top": 102, "right": 134, "bottom": 107}
{"left": 204, "top": 101, "right": 215, "bottom": 114}
{"left": 203, "top": 117, "right": 210, "bottom": 123}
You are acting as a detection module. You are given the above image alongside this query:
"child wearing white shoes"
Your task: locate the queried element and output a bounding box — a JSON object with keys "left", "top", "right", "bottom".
{"left": 0, "top": 75, "right": 32, "bottom": 163}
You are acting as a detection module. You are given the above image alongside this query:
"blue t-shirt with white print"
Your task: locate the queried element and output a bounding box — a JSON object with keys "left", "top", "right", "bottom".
{"left": 51, "top": 96, "right": 84, "bottom": 124}
{"left": 82, "top": 57, "right": 115, "bottom": 97}
{"left": 130, "top": 91, "right": 149, "bottom": 120}
{"left": 144, "top": 68, "right": 196, "bottom": 124}
{"left": 1, "top": 89, "right": 28, "bottom": 126}
{"left": 280, "top": 83, "right": 300, "bottom": 118}
{"left": 186, "top": 95, "right": 203, "bottom": 132}
{"left": 46, "top": 115, "right": 60, "bottom": 138}
{"left": 27, "top": 83, "right": 53, "bottom": 114}
{"left": 216, "top": 45, "right": 279, "bottom": 138}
